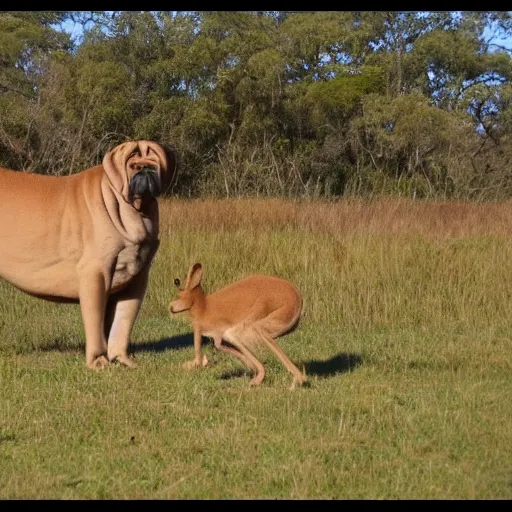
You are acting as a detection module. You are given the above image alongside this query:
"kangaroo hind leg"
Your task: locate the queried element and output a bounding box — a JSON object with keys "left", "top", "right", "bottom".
{"left": 253, "top": 324, "right": 307, "bottom": 390}
{"left": 223, "top": 328, "right": 266, "bottom": 386}
{"left": 213, "top": 335, "right": 258, "bottom": 374}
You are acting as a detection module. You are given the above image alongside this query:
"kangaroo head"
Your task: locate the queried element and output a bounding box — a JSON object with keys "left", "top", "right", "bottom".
{"left": 169, "top": 263, "right": 203, "bottom": 314}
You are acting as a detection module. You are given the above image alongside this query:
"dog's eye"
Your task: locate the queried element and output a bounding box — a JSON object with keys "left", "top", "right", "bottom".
{"left": 174, "top": 278, "right": 181, "bottom": 288}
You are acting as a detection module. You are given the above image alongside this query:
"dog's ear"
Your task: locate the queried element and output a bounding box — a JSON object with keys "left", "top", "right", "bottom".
{"left": 102, "top": 142, "right": 129, "bottom": 195}
{"left": 159, "top": 142, "right": 177, "bottom": 196}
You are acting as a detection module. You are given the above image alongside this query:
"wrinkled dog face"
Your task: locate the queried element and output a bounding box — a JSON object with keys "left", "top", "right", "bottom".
{"left": 104, "top": 140, "right": 174, "bottom": 206}
{"left": 128, "top": 166, "right": 161, "bottom": 203}
{"left": 125, "top": 144, "right": 163, "bottom": 202}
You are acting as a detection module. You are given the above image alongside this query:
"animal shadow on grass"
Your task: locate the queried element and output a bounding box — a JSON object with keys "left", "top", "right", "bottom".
{"left": 133, "top": 335, "right": 248, "bottom": 380}
{"left": 41, "top": 336, "right": 362, "bottom": 383}
{"left": 219, "top": 352, "right": 363, "bottom": 382}
{"left": 38, "top": 333, "right": 195, "bottom": 356}
{"left": 301, "top": 353, "right": 363, "bottom": 379}
{"left": 135, "top": 337, "right": 363, "bottom": 383}
{"left": 39, "top": 337, "right": 82, "bottom": 354}
{"left": 132, "top": 333, "right": 194, "bottom": 354}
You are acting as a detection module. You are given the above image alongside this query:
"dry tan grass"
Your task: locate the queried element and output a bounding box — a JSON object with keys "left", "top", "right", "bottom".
{"left": 160, "top": 196, "right": 512, "bottom": 239}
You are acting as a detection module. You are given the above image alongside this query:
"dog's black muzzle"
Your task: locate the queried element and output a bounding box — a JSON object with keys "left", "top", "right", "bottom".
{"left": 128, "top": 167, "right": 161, "bottom": 202}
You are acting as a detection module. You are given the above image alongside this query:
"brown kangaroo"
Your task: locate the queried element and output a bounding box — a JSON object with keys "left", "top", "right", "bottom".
{"left": 169, "top": 263, "right": 307, "bottom": 389}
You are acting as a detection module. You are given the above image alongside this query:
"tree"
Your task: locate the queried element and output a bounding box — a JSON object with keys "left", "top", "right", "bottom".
{"left": 0, "top": 12, "right": 71, "bottom": 170}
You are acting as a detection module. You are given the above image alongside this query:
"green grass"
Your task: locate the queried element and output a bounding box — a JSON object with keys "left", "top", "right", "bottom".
{"left": 1, "top": 197, "right": 511, "bottom": 499}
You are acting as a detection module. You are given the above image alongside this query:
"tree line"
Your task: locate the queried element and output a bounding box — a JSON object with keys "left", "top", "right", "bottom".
{"left": 0, "top": 11, "right": 511, "bottom": 200}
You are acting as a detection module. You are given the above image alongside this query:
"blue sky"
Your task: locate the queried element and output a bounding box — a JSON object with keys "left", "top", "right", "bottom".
{"left": 60, "top": 12, "right": 512, "bottom": 51}
{"left": 483, "top": 17, "right": 512, "bottom": 51}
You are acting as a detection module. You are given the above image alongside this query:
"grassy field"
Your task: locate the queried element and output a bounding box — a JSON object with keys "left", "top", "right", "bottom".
{"left": 1, "top": 197, "right": 511, "bottom": 499}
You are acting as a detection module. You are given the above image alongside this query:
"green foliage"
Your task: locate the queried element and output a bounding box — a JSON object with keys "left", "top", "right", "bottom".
{"left": 305, "top": 66, "right": 386, "bottom": 133}
{"left": 307, "top": 68, "right": 384, "bottom": 108}
{"left": 343, "top": 92, "right": 476, "bottom": 197}
{"left": 0, "top": 11, "right": 511, "bottom": 199}
{"left": 410, "top": 29, "right": 512, "bottom": 106}
{"left": 0, "top": 12, "right": 71, "bottom": 169}
{"left": 279, "top": 12, "right": 347, "bottom": 74}
{"left": 75, "top": 62, "right": 133, "bottom": 137}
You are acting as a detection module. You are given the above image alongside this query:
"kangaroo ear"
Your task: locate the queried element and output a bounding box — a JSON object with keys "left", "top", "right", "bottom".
{"left": 186, "top": 263, "right": 203, "bottom": 289}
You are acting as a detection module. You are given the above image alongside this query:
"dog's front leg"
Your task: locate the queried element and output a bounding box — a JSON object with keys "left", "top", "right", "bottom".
{"left": 79, "top": 271, "right": 109, "bottom": 370}
{"left": 105, "top": 265, "right": 151, "bottom": 368}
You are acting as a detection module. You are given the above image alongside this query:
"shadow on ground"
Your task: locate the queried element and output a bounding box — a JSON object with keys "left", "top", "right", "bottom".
{"left": 38, "top": 338, "right": 82, "bottom": 353}
{"left": 219, "top": 367, "right": 252, "bottom": 380}
{"left": 301, "top": 353, "right": 363, "bottom": 378}
{"left": 39, "top": 336, "right": 363, "bottom": 382}
{"left": 218, "top": 352, "right": 363, "bottom": 382}
{"left": 37, "top": 333, "right": 195, "bottom": 355}
{"left": 131, "top": 339, "right": 363, "bottom": 381}
{"left": 132, "top": 333, "right": 195, "bottom": 353}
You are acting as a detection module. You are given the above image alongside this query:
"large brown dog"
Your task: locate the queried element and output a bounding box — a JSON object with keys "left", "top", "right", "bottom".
{"left": 0, "top": 140, "right": 175, "bottom": 369}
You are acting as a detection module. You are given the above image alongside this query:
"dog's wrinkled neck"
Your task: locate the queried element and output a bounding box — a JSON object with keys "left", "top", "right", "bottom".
{"left": 101, "top": 175, "right": 155, "bottom": 244}
{"left": 131, "top": 191, "right": 157, "bottom": 216}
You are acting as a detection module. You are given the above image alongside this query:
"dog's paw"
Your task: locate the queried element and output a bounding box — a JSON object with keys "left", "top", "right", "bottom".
{"left": 182, "top": 354, "right": 209, "bottom": 370}
{"left": 87, "top": 355, "right": 109, "bottom": 370}
{"left": 115, "top": 355, "right": 138, "bottom": 369}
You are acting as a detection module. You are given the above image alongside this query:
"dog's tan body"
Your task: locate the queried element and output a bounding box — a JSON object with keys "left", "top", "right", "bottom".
{"left": 0, "top": 140, "right": 174, "bottom": 369}
{"left": 169, "top": 263, "right": 307, "bottom": 389}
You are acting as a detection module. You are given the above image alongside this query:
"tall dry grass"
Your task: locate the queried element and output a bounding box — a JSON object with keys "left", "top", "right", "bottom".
{"left": 148, "top": 197, "right": 512, "bottom": 333}
{"left": 159, "top": 196, "right": 512, "bottom": 239}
